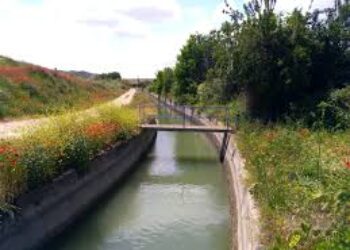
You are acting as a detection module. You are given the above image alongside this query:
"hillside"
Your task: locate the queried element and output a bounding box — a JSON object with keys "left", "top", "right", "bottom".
{"left": 0, "top": 56, "right": 124, "bottom": 119}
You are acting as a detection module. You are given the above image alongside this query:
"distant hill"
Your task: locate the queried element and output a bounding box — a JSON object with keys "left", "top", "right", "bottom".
{"left": 67, "top": 70, "right": 96, "bottom": 79}
{"left": 0, "top": 56, "right": 123, "bottom": 119}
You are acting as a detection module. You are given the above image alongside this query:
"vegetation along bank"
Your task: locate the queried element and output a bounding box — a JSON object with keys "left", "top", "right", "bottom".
{"left": 0, "top": 91, "right": 157, "bottom": 250}
{"left": 150, "top": 1, "right": 350, "bottom": 249}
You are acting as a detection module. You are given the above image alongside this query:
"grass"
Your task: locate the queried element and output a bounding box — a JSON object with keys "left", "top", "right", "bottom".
{"left": 0, "top": 56, "right": 124, "bottom": 119}
{"left": 129, "top": 91, "right": 158, "bottom": 123}
{"left": 0, "top": 103, "right": 139, "bottom": 210}
{"left": 236, "top": 122, "right": 350, "bottom": 249}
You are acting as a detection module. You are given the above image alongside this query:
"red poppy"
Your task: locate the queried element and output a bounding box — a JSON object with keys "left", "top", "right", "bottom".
{"left": 0, "top": 66, "right": 32, "bottom": 83}
{"left": 344, "top": 160, "right": 350, "bottom": 169}
{"left": 0, "top": 146, "right": 6, "bottom": 154}
{"left": 0, "top": 145, "right": 18, "bottom": 168}
{"left": 10, "top": 159, "right": 17, "bottom": 167}
{"left": 85, "top": 122, "right": 118, "bottom": 138}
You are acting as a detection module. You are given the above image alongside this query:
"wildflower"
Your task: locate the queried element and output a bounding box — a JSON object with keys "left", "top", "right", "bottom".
{"left": 10, "top": 159, "right": 17, "bottom": 167}
{"left": 289, "top": 233, "right": 301, "bottom": 248}
{"left": 0, "top": 66, "right": 32, "bottom": 83}
{"left": 344, "top": 159, "right": 350, "bottom": 169}
{"left": 85, "top": 122, "right": 118, "bottom": 138}
{"left": 0, "top": 146, "right": 6, "bottom": 154}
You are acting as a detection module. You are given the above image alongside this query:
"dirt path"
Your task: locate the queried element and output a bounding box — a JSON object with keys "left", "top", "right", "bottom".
{"left": 0, "top": 88, "right": 137, "bottom": 139}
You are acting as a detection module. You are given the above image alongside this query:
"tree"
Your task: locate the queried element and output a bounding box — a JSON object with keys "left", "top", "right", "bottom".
{"left": 174, "top": 34, "right": 217, "bottom": 103}
{"left": 156, "top": 0, "right": 350, "bottom": 125}
{"left": 151, "top": 71, "right": 164, "bottom": 97}
{"left": 224, "top": 1, "right": 350, "bottom": 120}
{"left": 96, "top": 72, "right": 121, "bottom": 80}
{"left": 162, "top": 67, "right": 174, "bottom": 100}
{"left": 149, "top": 67, "right": 175, "bottom": 100}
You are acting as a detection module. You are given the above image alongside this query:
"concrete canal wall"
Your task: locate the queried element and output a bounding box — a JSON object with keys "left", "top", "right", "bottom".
{"left": 154, "top": 97, "right": 260, "bottom": 250}
{"left": 0, "top": 130, "right": 157, "bottom": 250}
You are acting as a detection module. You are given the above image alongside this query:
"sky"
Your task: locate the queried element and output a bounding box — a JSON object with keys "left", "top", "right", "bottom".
{"left": 0, "top": 0, "right": 334, "bottom": 78}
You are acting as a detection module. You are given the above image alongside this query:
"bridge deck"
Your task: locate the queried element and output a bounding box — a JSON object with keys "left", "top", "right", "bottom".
{"left": 140, "top": 124, "right": 233, "bottom": 133}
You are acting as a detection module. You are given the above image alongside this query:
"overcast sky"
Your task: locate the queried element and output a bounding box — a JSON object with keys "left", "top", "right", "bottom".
{"left": 0, "top": 0, "right": 334, "bottom": 78}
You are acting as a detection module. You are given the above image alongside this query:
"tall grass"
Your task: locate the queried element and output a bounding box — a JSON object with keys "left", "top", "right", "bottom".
{"left": 129, "top": 91, "right": 158, "bottom": 123}
{"left": 237, "top": 122, "right": 350, "bottom": 249}
{"left": 0, "top": 104, "right": 139, "bottom": 209}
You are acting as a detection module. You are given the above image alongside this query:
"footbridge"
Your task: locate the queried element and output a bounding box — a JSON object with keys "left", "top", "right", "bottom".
{"left": 138, "top": 102, "right": 234, "bottom": 162}
{"left": 140, "top": 124, "right": 233, "bottom": 133}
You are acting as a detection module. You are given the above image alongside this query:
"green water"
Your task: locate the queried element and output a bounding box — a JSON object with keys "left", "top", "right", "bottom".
{"left": 45, "top": 131, "right": 230, "bottom": 250}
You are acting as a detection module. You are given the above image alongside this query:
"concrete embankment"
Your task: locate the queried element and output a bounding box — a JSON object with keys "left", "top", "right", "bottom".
{"left": 0, "top": 129, "right": 156, "bottom": 250}
{"left": 154, "top": 97, "right": 260, "bottom": 250}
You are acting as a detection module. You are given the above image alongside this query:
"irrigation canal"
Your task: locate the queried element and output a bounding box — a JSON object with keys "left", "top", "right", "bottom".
{"left": 43, "top": 125, "right": 230, "bottom": 249}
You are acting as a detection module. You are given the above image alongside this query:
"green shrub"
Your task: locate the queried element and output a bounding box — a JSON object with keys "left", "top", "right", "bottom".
{"left": 62, "top": 135, "right": 90, "bottom": 173}
{"left": 21, "top": 145, "right": 58, "bottom": 189}
{"left": 317, "top": 86, "right": 350, "bottom": 130}
{"left": 0, "top": 104, "right": 7, "bottom": 119}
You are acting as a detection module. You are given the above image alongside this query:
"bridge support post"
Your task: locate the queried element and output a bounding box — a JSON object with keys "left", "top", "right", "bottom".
{"left": 138, "top": 105, "right": 142, "bottom": 124}
{"left": 220, "top": 132, "right": 230, "bottom": 162}
{"left": 182, "top": 106, "right": 186, "bottom": 127}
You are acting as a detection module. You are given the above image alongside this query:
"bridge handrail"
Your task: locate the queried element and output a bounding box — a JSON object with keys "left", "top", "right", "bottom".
{"left": 138, "top": 101, "right": 234, "bottom": 130}
{"left": 138, "top": 103, "right": 229, "bottom": 110}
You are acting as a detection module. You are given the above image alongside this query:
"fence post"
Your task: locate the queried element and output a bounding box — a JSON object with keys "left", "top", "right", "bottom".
{"left": 138, "top": 105, "right": 141, "bottom": 124}
{"left": 225, "top": 107, "right": 229, "bottom": 129}
{"left": 183, "top": 106, "right": 186, "bottom": 127}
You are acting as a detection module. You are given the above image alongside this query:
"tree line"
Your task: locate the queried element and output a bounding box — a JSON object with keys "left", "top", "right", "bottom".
{"left": 95, "top": 72, "right": 122, "bottom": 80}
{"left": 150, "top": 0, "right": 350, "bottom": 129}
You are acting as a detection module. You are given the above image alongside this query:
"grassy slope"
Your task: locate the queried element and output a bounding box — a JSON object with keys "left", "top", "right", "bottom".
{"left": 0, "top": 56, "right": 124, "bottom": 119}
{"left": 237, "top": 122, "right": 350, "bottom": 249}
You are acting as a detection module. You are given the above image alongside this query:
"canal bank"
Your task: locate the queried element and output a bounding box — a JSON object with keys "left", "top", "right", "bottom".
{"left": 0, "top": 129, "right": 156, "bottom": 250}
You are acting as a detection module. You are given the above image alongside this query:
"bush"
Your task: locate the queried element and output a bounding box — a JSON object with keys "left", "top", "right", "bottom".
{"left": 96, "top": 72, "right": 121, "bottom": 80}
{"left": 317, "top": 86, "right": 350, "bottom": 130}
{"left": 62, "top": 135, "right": 90, "bottom": 173}
{"left": 0, "top": 105, "right": 7, "bottom": 119}
{"left": 0, "top": 90, "right": 9, "bottom": 119}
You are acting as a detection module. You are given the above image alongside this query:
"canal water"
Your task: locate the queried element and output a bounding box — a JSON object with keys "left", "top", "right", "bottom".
{"left": 45, "top": 131, "right": 230, "bottom": 250}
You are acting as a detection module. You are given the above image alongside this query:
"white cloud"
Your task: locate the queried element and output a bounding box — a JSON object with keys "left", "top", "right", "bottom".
{"left": 0, "top": 0, "right": 184, "bottom": 77}
{"left": 275, "top": 0, "right": 334, "bottom": 13}
{"left": 225, "top": 0, "right": 334, "bottom": 13}
{"left": 184, "top": 3, "right": 231, "bottom": 35}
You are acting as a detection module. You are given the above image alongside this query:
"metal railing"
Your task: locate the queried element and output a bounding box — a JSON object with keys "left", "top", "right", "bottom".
{"left": 138, "top": 102, "right": 233, "bottom": 130}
